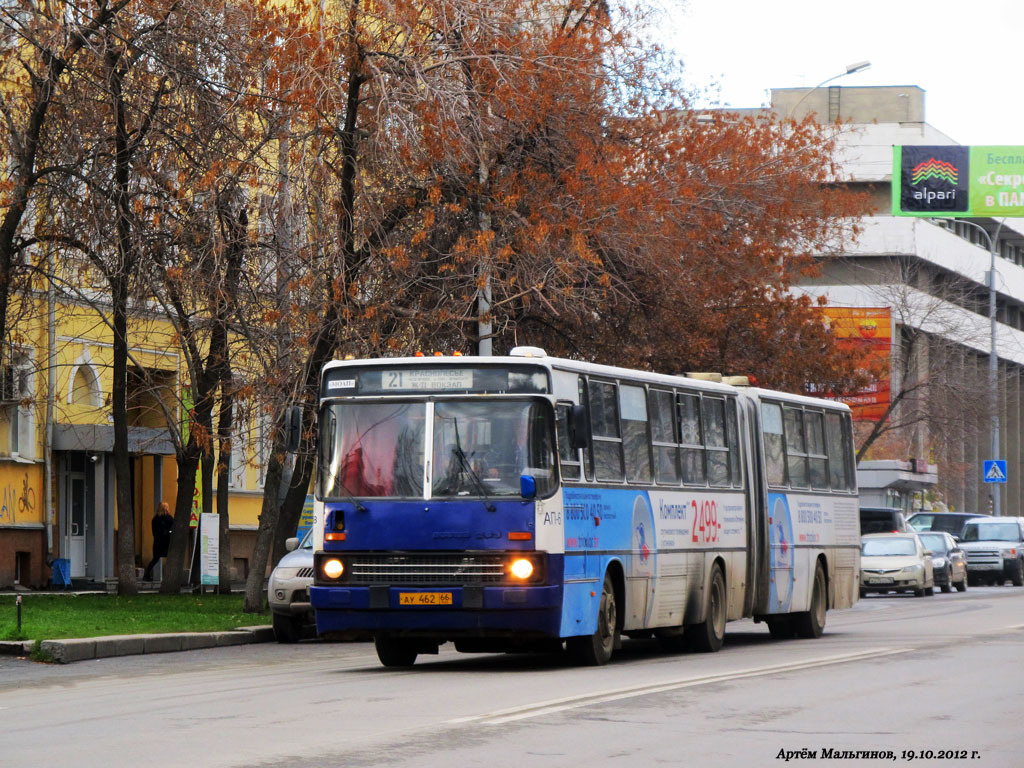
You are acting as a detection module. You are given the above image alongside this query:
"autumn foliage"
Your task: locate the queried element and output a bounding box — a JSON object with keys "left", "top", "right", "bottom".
{"left": 250, "top": 0, "right": 870, "bottom": 389}
{"left": 1, "top": 0, "right": 872, "bottom": 598}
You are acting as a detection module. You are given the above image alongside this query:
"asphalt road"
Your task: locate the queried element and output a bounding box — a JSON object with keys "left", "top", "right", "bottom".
{"left": 2, "top": 586, "right": 1022, "bottom": 768}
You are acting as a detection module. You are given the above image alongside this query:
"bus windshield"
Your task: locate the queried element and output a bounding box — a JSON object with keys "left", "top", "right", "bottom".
{"left": 318, "top": 399, "right": 556, "bottom": 500}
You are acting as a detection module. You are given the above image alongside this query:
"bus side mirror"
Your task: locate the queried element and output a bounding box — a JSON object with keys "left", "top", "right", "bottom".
{"left": 568, "top": 404, "right": 591, "bottom": 450}
{"left": 520, "top": 474, "right": 537, "bottom": 499}
{"left": 285, "top": 406, "right": 303, "bottom": 452}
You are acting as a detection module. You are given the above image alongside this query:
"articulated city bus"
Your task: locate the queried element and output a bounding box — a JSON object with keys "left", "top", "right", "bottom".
{"left": 308, "top": 348, "right": 860, "bottom": 667}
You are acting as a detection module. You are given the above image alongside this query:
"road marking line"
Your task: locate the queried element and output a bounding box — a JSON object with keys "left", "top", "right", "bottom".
{"left": 452, "top": 648, "right": 910, "bottom": 725}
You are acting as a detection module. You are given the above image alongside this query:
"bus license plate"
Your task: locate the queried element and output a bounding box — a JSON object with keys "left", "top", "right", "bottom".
{"left": 399, "top": 592, "right": 453, "bottom": 606}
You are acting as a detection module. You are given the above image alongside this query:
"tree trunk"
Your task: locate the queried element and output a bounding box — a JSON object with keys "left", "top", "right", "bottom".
{"left": 112, "top": 278, "right": 137, "bottom": 595}
{"left": 161, "top": 441, "right": 200, "bottom": 594}
{"left": 243, "top": 421, "right": 286, "bottom": 613}
{"left": 273, "top": 444, "right": 313, "bottom": 565}
{"left": 108, "top": 47, "right": 138, "bottom": 596}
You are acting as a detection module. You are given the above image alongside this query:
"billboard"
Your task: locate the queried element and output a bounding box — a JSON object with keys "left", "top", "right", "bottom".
{"left": 822, "top": 307, "right": 892, "bottom": 422}
{"left": 893, "top": 145, "right": 1024, "bottom": 217}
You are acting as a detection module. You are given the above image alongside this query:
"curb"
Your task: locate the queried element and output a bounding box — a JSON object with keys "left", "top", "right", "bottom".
{"left": 0, "top": 640, "right": 30, "bottom": 656}
{"left": 0, "top": 626, "right": 274, "bottom": 663}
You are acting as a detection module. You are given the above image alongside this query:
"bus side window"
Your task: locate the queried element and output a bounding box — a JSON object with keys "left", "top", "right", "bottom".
{"left": 761, "top": 402, "right": 786, "bottom": 487}
{"left": 579, "top": 376, "right": 593, "bottom": 481}
{"left": 678, "top": 393, "right": 706, "bottom": 485}
{"left": 620, "top": 384, "right": 652, "bottom": 483}
{"left": 648, "top": 388, "right": 680, "bottom": 485}
{"left": 556, "top": 403, "right": 582, "bottom": 482}
{"left": 825, "top": 412, "right": 849, "bottom": 490}
{"left": 725, "top": 398, "right": 742, "bottom": 487}
{"left": 783, "top": 406, "right": 809, "bottom": 489}
{"left": 317, "top": 407, "right": 337, "bottom": 497}
{"left": 589, "top": 380, "right": 625, "bottom": 481}
{"left": 703, "top": 397, "right": 729, "bottom": 486}
{"left": 805, "top": 410, "right": 829, "bottom": 489}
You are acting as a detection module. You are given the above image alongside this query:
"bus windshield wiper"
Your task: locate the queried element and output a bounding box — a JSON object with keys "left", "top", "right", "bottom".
{"left": 451, "top": 422, "right": 496, "bottom": 512}
{"left": 335, "top": 480, "right": 368, "bottom": 513}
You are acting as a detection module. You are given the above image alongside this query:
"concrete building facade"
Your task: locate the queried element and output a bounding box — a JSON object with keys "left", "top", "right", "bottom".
{"left": 772, "top": 85, "right": 1024, "bottom": 516}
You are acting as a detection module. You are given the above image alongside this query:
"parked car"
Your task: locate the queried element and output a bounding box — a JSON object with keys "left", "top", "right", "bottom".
{"left": 959, "top": 516, "right": 1024, "bottom": 587}
{"left": 916, "top": 531, "right": 967, "bottom": 593}
{"left": 907, "top": 511, "right": 989, "bottom": 540}
{"left": 859, "top": 507, "right": 911, "bottom": 535}
{"left": 267, "top": 530, "right": 315, "bottom": 643}
{"left": 860, "top": 532, "right": 935, "bottom": 597}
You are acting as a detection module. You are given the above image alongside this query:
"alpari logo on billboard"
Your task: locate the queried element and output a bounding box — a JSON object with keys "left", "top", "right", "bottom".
{"left": 901, "top": 145, "right": 969, "bottom": 212}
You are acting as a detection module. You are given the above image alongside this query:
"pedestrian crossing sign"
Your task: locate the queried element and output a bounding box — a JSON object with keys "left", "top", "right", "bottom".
{"left": 983, "top": 460, "right": 1007, "bottom": 483}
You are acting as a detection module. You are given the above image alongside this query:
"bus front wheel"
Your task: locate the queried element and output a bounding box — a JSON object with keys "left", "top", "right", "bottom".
{"left": 688, "top": 564, "right": 726, "bottom": 653}
{"left": 568, "top": 573, "right": 618, "bottom": 666}
{"left": 375, "top": 635, "right": 418, "bottom": 668}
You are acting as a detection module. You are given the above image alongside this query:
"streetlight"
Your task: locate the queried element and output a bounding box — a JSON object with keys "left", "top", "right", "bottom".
{"left": 787, "top": 60, "right": 872, "bottom": 119}
{"left": 939, "top": 218, "right": 1006, "bottom": 514}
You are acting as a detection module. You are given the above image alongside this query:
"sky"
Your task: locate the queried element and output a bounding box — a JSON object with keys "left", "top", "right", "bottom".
{"left": 658, "top": 0, "right": 1021, "bottom": 146}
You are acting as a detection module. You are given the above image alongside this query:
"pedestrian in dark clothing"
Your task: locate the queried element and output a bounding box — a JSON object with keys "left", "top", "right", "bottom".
{"left": 144, "top": 502, "right": 174, "bottom": 581}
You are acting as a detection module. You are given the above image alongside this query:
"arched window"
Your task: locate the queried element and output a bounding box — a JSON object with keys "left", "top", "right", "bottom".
{"left": 71, "top": 365, "right": 100, "bottom": 407}
{"left": 67, "top": 347, "right": 102, "bottom": 408}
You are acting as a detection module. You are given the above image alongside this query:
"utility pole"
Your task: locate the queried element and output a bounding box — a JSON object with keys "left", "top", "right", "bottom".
{"left": 943, "top": 218, "right": 1005, "bottom": 515}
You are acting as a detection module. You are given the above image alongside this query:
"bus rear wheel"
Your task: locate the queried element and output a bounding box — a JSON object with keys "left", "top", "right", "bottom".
{"left": 687, "top": 565, "right": 726, "bottom": 653}
{"left": 375, "top": 635, "right": 418, "bottom": 668}
{"left": 794, "top": 561, "right": 827, "bottom": 639}
{"left": 766, "top": 616, "right": 795, "bottom": 640}
{"left": 567, "top": 573, "right": 618, "bottom": 666}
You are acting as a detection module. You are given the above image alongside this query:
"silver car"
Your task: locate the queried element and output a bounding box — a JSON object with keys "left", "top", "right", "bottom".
{"left": 267, "top": 530, "right": 315, "bottom": 643}
{"left": 959, "top": 516, "right": 1024, "bottom": 587}
{"left": 860, "top": 533, "right": 935, "bottom": 597}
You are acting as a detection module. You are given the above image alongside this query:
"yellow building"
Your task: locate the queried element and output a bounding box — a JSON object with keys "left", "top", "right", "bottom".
{"left": 0, "top": 286, "right": 268, "bottom": 588}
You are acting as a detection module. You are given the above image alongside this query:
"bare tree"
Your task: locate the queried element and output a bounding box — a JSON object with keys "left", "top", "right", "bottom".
{"left": 852, "top": 257, "right": 992, "bottom": 487}
{"left": 0, "top": 1, "right": 131, "bottom": 354}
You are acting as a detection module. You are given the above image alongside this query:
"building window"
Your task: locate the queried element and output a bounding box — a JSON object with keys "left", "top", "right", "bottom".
{"left": 2, "top": 351, "right": 33, "bottom": 459}
{"left": 71, "top": 364, "right": 100, "bottom": 407}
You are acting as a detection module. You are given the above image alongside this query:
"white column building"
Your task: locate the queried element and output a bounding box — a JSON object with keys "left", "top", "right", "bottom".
{"left": 772, "top": 85, "right": 1024, "bottom": 515}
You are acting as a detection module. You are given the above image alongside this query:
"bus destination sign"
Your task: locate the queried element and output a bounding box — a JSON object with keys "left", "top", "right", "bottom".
{"left": 381, "top": 369, "right": 473, "bottom": 391}
{"left": 321, "top": 364, "right": 550, "bottom": 397}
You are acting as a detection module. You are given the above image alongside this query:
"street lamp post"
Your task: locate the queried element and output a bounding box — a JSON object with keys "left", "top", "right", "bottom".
{"left": 940, "top": 218, "right": 1006, "bottom": 514}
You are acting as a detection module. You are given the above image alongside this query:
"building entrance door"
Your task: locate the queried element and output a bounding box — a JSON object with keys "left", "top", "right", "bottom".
{"left": 66, "top": 471, "right": 88, "bottom": 578}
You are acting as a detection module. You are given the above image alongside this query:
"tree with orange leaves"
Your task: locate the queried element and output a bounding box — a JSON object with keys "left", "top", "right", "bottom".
{"left": 3, "top": 0, "right": 870, "bottom": 602}
{"left": 236, "top": 0, "right": 870, "bottom": 607}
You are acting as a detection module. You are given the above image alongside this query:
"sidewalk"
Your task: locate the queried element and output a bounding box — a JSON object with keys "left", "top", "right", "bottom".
{"left": 0, "top": 625, "right": 274, "bottom": 663}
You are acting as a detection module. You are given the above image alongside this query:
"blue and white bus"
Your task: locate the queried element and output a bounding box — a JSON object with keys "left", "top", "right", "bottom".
{"left": 308, "top": 348, "right": 860, "bottom": 666}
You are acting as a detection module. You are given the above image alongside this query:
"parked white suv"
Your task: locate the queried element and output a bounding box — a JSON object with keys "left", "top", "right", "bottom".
{"left": 959, "top": 517, "right": 1024, "bottom": 587}
{"left": 267, "top": 531, "right": 315, "bottom": 642}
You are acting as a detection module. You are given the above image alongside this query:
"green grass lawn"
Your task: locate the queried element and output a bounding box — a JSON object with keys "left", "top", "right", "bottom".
{"left": 0, "top": 593, "right": 269, "bottom": 642}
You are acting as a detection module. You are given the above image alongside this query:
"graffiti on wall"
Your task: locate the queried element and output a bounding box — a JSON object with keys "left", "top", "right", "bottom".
{"left": 0, "top": 473, "right": 35, "bottom": 524}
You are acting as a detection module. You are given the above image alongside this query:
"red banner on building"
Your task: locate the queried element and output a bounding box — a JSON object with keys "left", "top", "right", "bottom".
{"left": 822, "top": 307, "right": 892, "bottom": 422}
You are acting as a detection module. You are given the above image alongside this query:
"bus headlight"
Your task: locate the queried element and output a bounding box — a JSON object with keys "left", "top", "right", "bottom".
{"left": 323, "top": 559, "right": 344, "bottom": 579}
{"left": 509, "top": 558, "right": 534, "bottom": 580}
